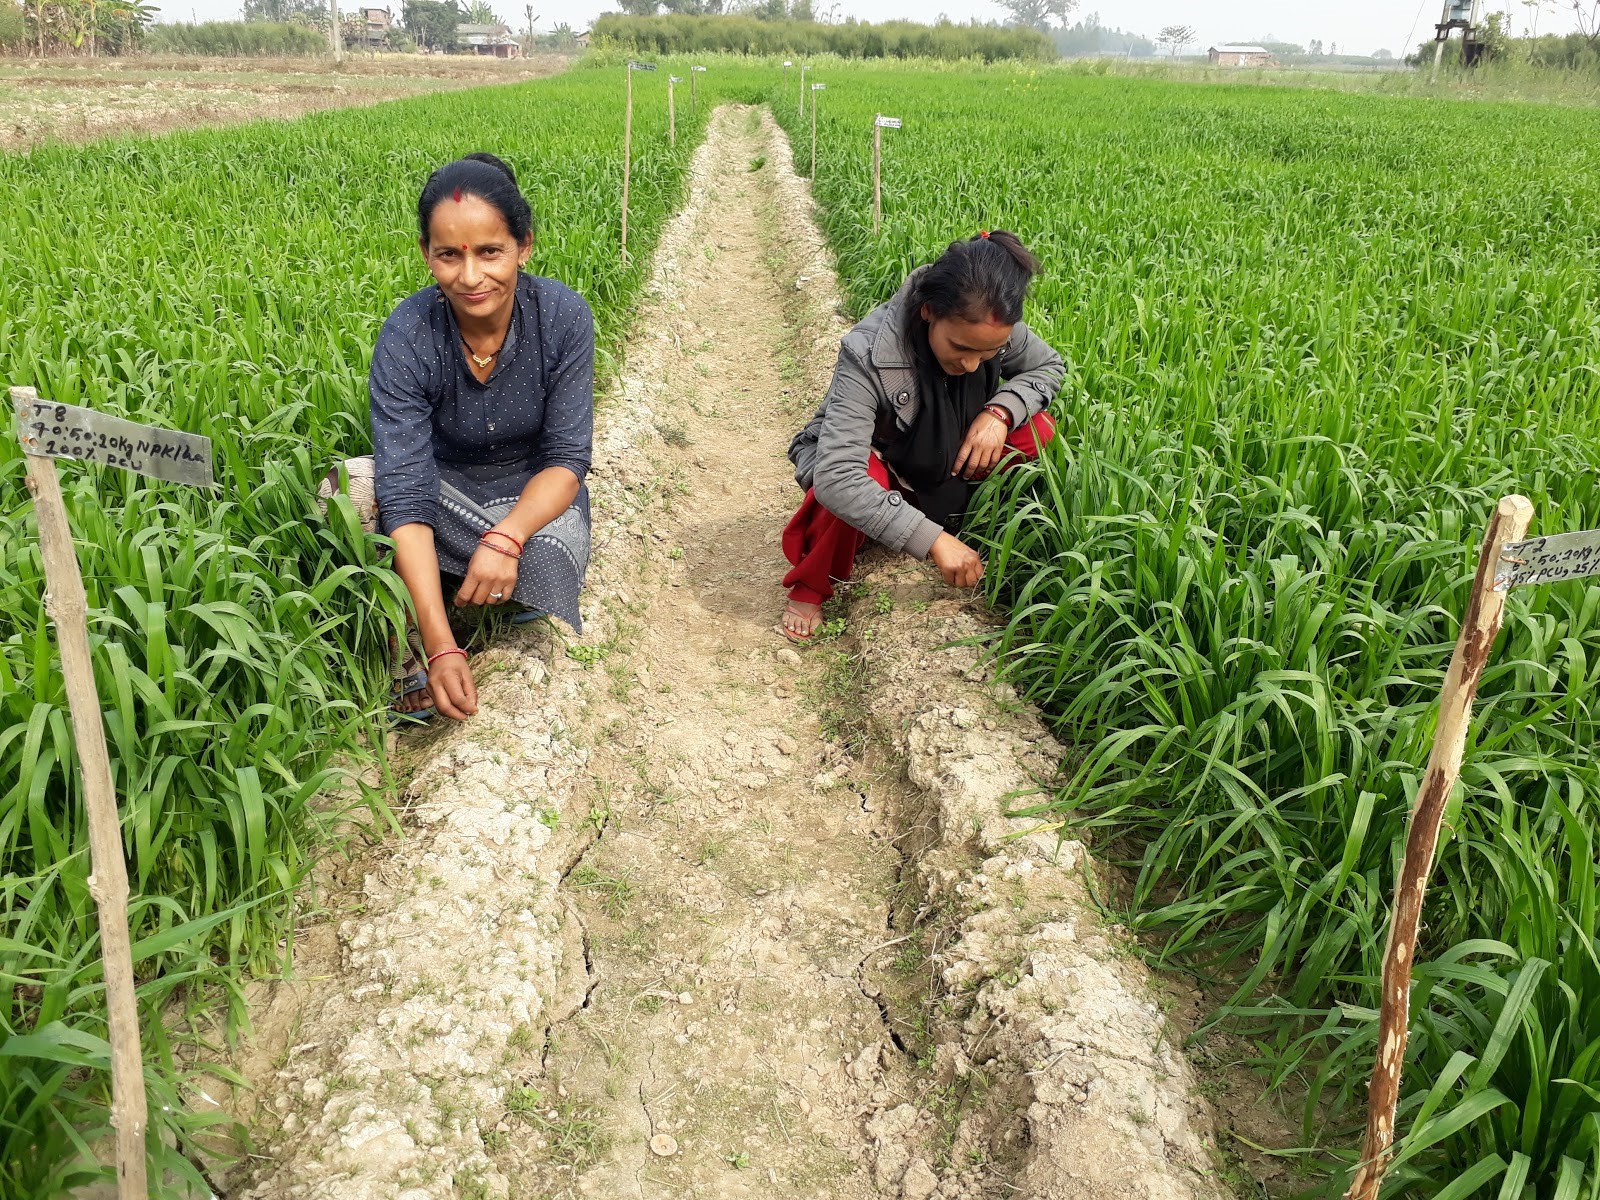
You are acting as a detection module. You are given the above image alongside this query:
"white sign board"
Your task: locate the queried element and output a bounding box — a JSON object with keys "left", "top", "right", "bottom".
{"left": 692, "top": 65, "right": 707, "bottom": 72}
{"left": 16, "top": 396, "right": 214, "bottom": 488}
{"left": 669, "top": 75, "right": 683, "bottom": 82}
{"left": 875, "top": 115, "right": 902, "bottom": 128}
{"left": 628, "top": 60, "right": 657, "bottom": 71}
{"left": 812, "top": 82, "right": 826, "bottom": 90}
{"left": 784, "top": 60, "right": 793, "bottom": 66}
{"left": 1495, "top": 529, "right": 1600, "bottom": 590}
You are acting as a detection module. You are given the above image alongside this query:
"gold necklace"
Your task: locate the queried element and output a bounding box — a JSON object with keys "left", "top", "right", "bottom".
{"left": 463, "top": 339, "right": 497, "bottom": 369}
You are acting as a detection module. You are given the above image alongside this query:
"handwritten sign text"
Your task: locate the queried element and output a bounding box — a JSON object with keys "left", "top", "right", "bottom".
{"left": 1495, "top": 529, "right": 1600, "bottom": 590}
{"left": 17, "top": 397, "right": 214, "bottom": 488}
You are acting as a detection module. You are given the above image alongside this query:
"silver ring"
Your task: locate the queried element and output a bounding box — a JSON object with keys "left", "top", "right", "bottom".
{"left": 490, "top": 591, "right": 504, "bottom": 600}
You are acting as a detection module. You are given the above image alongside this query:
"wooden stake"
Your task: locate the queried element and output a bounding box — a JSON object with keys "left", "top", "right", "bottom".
{"left": 690, "top": 68, "right": 696, "bottom": 115}
{"left": 621, "top": 64, "right": 633, "bottom": 263}
{"left": 668, "top": 75, "right": 676, "bottom": 148}
{"left": 811, "top": 85, "right": 818, "bottom": 179}
{"left": 11, "top": 386, "right": 149, "bottom": 1200}
{"left": 872, "top": 114, "right": 883, "bottom": 236}
{"left": 1345, "top": 493, "right": 1533, "bottom": 1200}
{"left": 799, "top": 64, "right": 807, "bottom": 118}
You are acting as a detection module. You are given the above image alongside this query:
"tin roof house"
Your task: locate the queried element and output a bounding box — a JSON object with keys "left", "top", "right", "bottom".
{"left": 1208, "top": 44, "right": 1272, "bottom": 66}
{"left": 457, "top": 22, "right": 522, "bottom": 57}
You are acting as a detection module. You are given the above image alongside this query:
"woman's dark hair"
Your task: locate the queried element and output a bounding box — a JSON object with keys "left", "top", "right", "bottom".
{"left": 417, "top": 152, "right": 535, "bottom": 245}
{"left": 910, "top": 230, "right": 1040, "bottom": 326}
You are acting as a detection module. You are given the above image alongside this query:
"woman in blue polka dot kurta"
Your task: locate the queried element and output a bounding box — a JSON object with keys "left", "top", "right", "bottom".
{"left": 318, "top": 153, "right": 593, "bottom": 721}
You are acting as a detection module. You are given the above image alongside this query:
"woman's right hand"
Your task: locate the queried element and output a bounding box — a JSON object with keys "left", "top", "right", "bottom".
{"left": 428, "top": 653, "right": 479, "bottom": 720}
{"left": 930, "top": 532, "right": 984, "bottom": 589}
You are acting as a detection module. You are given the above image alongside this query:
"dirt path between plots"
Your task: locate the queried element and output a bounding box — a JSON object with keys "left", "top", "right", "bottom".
{"left": 196, "top": 105, "right": 1231, "bottom": 1200}
{"left": 507, "top": 106, "right": 911, "bottom": 1200}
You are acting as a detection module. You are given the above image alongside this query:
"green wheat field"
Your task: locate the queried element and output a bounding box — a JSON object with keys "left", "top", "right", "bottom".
{"left": 4, "top": 54, "right": 1600, "bottom": 1198}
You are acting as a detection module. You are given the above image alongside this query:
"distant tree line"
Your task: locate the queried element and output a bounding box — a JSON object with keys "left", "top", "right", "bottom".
{"left": 593, "top": 12, "right": 1055, "bottom": 61}
{"left": 1053, "top": 13, "right": 1155, "bottom": 57}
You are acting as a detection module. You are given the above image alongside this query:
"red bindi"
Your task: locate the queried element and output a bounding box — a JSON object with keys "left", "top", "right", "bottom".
{"left": 453, "top": 187, "right": 463, "bottom": 202}
{"left": 461, "top": 243, "right": 468, "bottom": 252}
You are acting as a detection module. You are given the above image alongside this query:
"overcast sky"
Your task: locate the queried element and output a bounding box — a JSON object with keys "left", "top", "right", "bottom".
{"left": 153, "top": 0, "right": 1585, "bottom": 59}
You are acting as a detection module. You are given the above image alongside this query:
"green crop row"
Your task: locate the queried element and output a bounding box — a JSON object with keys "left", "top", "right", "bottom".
{"left": 0, "top": 62, "right": 716, "bottom": 1195}
{"left": 776, "top": 65, "right": 1600, "bottom": 1196}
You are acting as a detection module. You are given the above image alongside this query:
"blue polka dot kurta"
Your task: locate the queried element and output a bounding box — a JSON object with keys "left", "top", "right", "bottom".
{"left": 369, "top": 272, "right": 594, "bottom": 631}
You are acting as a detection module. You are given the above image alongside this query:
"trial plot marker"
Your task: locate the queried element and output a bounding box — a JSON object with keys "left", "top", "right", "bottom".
{"left": 621, "top": 62, "right": 658, "bottom": 261}
{"left": 16, "top": 395, "right": 214, "bottom": 488}
{"left": 872, "top": 114, "right": 903, "bottom": 235}
{"left": 1349, "top": 495, "right": 1535, "bottom": 1200}
{"left": 11, "top": 385, "right": 223, "bottom": 1199}
{"left": 809, "top": 81, "right": 825, "bottom": 178}
{"left": 1494, "top": 529, "right": 1600, "bottom": 589}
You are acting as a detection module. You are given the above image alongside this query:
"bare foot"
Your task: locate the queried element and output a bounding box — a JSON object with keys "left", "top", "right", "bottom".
{"left": 779, "top": 597, "right": 823, "bottom": 642}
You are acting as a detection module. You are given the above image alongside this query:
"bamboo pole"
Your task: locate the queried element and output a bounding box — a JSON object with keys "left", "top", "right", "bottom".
{"left": 621, "top": 64, "right": 633, "bottom": 263}
{"left": 690, "top": 67, "right": 696, "bottom": 115}
{"left": 872, "top": 114, "right": 883, "bottom": 236}
{"left": 799, "top": 64, "right": 807, "bottom": 118}
{"left": 668, "top": 75, "right": 675, "bottom": 148}
{"left": 11, "top": 386, "right": 148, "bottom": 1200}
{"left": 1345, "top": 493, "right": 1534, "bottom": 1200}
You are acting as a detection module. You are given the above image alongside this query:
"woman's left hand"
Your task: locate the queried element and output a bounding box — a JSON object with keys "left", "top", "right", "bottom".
{"left": 953, "top": 410, "right": 1011, "bottom": 480}
{"left": 456, "top": 542, "right": 520, "bottom": 607}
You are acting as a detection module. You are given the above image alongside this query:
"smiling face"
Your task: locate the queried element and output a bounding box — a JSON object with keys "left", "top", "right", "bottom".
{"left": 920, "top": 304, "right": 1013, "bottom": 377}
{"left": 420, "top": 194, "right": 532, "bottom": 323}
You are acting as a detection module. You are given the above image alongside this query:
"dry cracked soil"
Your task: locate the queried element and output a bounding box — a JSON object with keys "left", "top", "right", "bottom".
{"left": 164, "top": 105, "right": 1238, "bottom": 1200}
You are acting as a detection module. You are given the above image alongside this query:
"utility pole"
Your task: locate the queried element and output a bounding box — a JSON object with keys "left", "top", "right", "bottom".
{"left": 1432, "top": 0, "right": 1483, "bottom": 79}
{"left": 330, "top": 0, "right": 343, "bottom": 63}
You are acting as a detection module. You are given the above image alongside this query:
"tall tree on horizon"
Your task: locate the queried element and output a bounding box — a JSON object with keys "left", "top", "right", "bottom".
{"left": 1157, "top": 22, "right": 1194, "bottom": 55}
{"left": 994, "top": 0, "right": 1076, "bottom": 32}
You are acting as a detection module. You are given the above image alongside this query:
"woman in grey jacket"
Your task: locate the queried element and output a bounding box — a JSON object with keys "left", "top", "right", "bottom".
{"left": 780, "top": 231, "right": 1064, "bottom": 641}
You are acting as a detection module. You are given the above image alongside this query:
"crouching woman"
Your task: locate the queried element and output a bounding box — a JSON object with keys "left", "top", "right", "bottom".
{"left": 780, "top": 231, "right": 1062, "bottom": 641}
{"left": 319, "top": 152, "right": 594, "bottom": 720}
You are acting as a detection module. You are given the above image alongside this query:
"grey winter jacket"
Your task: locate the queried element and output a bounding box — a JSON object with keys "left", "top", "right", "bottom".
{"left": 788, "top": 269, "right": 1066, "bottom": 560}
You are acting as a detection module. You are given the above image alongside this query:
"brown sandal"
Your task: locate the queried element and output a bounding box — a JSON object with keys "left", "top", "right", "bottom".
{"left": 777, "top": 599, "right": 824, "bottom": 644}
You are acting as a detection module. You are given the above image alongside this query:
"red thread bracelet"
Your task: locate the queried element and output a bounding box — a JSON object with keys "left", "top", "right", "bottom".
{"left": 984, "top": 404, "right": 1014, "bottom": 429}
{"left": 427, "top": 647, "right": 467, "bottom": 667}
{"left": 479, "top": 540, "right": 521, "bottom": 560}
{"left": 482, "top": 529, "right": 524, "bottom": 553}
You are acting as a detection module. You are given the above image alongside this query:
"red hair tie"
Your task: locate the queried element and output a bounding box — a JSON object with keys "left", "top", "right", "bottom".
{"left": 978, "top": 230, "right": 990, "bottom": 239}
{"left": 453, "top": 187, "right": 463, "bottom": 203}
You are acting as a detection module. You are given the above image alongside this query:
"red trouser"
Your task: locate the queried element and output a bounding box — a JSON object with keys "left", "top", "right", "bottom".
{"left": 781, "top": 412, "right": 1056, "bottom": 606}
